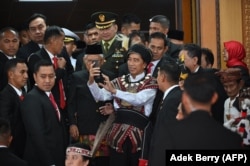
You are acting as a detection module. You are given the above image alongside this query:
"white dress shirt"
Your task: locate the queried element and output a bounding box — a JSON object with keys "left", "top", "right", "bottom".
{"left": 88, "top": 72, "right": 157, "bottom": 117}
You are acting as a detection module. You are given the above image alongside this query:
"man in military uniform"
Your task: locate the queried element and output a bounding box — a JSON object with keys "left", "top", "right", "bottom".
{"left": 62, "top": 27, "right": 81, "bottom": 70}
{"left": 91, "top": 11, "right": 127, "bottom": 77}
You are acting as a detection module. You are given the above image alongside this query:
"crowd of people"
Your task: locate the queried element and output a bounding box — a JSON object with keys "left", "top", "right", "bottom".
{"left": 0, "top": 10, "right": 249, "bottom": 166}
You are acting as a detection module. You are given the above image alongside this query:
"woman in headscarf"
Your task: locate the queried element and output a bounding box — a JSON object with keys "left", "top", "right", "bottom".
{"left": 223, "top": 40, "right": 250, "bottom": 86}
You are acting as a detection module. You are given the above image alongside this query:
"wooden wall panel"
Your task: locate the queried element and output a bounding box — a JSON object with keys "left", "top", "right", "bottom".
{"left": 242, "top": 0, "right": 250, "bottom": 71}
{"left": 181, "top": 0, "right": 192, "bottom": 43}
{"left": 220, "top": 0, "right": 242, "bottom": 69}
{"left": 199, "top": 0, "right": 218, "bottom": 68}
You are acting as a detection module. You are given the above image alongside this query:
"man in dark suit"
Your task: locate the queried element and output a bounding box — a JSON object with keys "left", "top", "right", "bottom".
{"left": 143, "top": 60, "right": 182, "bottom": 165}
{"left": 27, "top": 25, "right": 73, "bottom": 116}
{"left": 16, "top": 13, "right": 47, "bottom": 62}
{"left": 118, "top": 32, "right": 169, "bottom": 78}
{"left": 148, "top": 73, "right": 243, "bottom": 166}
{"left": 21, "top": 60, "right": 66, "bottom": 166}
{"left": 182, "top": 43, "right": 227, "bottom": 124}
{"left": 0, "top": 27, "right": 20, "bottom": 91}
{"left": 149, "top": 15, "right": 182, "bottom": 61}
{"left": 0, "top": 58, "right": 28, "bottom": 158}
{"left": 27, "top": 26, "right": 73, "bottom": 147}
{"left": 147, "top": 32, "right": 176, "bottom": 125}
{"left": 91, "top": 11, "right": 127, "bottom": 77}
{"left": 68, "top": 44, "right": 115, "bottom": 166}
{"left": 0, "top": 118, "right": 28, "bottom": 166}
{"left": 153, "top": 60, "right": 182, "bottom": 124}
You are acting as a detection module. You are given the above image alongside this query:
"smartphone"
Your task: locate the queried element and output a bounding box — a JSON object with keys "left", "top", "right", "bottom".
{"left": 93, "top": 60, "right": 100, "bottom": 68}
{"left": 92, "top": 60, "right": 104, "bottom": 83}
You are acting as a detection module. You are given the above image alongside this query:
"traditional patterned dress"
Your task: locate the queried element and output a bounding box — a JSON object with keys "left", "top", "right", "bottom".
{"left": 106, "top": 73, "right": 158, "bottom": 153}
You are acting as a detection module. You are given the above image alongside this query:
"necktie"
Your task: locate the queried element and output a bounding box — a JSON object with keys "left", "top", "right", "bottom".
{"left": 19, "top": 90, "right": 25, "bottom": 101}
{"left": 19, "top": 94, "right": 24, "bottom": 101}
{"left": 147, "top": 62, "right": 154, "bottom": 74}
{"left": 104, "top": 42, "right": 109, "bottom": 54}
{"left": 49, "top": 93, "right": 61, "bottom": 121}
{"left": 53, "top": 56, "right": 66, "bottom": 109}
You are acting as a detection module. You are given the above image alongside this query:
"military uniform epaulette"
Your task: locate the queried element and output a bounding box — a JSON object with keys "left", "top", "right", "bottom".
{"left": 116, "top": 33, "right": 129, "bottom": 51}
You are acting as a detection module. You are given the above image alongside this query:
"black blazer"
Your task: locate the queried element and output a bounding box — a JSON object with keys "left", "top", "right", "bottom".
{"left": 67, "top": 69, "right": 115, "bottom": 135}
{"left": 189, "top": 67, "right": 228, "bottom": 124}
{"left": 27, "top": 47, "right": 73, "bottom": 109}
{"left": 148, "top": 58, "right": 166, "bottom": 125}
{"left": 16, "top": 40, "right": 41, "bottom": 61}
{"left": 21, "top": 86, "right": 66, "bottom": 166}
{"left": 0, "top": 147, "right": 28, "bottom": 166}
{"left": 154, "top": 86, "right": 182, "bottom": 125}
{"left": 0, "top": 84, "right": 26, "bottom": 158}
{"left": 146, "top": 86, "right": 182, "bottom": 160}
{"left": 0, "top": 52, "right": 9, "bottom": 91}
{"left": 148, "top": 111, "right": 243, "bottom": 166}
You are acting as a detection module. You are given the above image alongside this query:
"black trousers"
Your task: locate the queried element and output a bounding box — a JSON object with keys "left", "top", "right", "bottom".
{"left": 109, "top": 138, "right": 140, "bottom": 166}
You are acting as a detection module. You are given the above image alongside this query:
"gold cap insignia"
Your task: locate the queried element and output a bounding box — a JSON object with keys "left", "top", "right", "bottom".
{"left": 99, "top": 14, "right": 105, "bottom": 22}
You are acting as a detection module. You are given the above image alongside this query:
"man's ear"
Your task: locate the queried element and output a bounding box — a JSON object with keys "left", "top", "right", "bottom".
{"left": 193, "top": 56, "right": 198, "bottom": 65}
{"left": 182, "top": 92, "right": 196, "bottom": 113}
{"left": 121, "top": 26, "right": 126, "bottom": 35}
{"left": 239, "top": 79, "right": 245, "bottom": 89}
{"left": 164, "top": 46, "right": 168, "bottom": 53}
{"left": 8, "top": 71, "right": 13, "bottom": 79}
{"left": 113, "top": 24, "right": 118, "bottom": 32}
{"left": 7, "top": 135, "right": 13, "bottom": 147}
{"left": 164, "top": 28, "right": 169, "bottom": 35}
{"left": 211, "top": 92, "right": 218, "bottom": 105}
{"left": 181, "top": 92, "right": 189, "bottom": 111}
{"left": 33, "top": 73, "right": 37, "bottom": 83}
{"left": 72, "top": 44, "right": 77, "bottom": 52}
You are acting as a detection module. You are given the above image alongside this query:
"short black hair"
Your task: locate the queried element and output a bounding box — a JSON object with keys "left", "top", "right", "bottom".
{"left": 83, "top": 22, "right": 96, "bottom": 33}
{"left": 182, "top": 43, "right": 202, "bottom": 65}
{"left": 201, "top": 48, "right": 214, "bottom": 66}
{"left": 149, "top": 15, "right": 170, "bottom": 29}
{"left": 4, "top": 58, "right": 26, "bottom": 74}
{"left": 121, "top": 13, "right": 141, "bottom": 26}
{"left": 159, "top": 59, "right": 181, "bottom": 84}
{"left": 0, "top": 27, "right": 19, "bottom": 38}
{"left": 44, "top": 25, "right": 64, "bottom": 44}
{"left": 184, "top": 73, "right": 217, "bottom": 103}
{"left": 27, "top": 13, "right": 47, "bottom": 27}
{"left": 128, "top": 31, "right": 146, "bottom": 47}
{"left": 149, "top": 32, "right": 168, "bottom": 47}
{"left": 34, "top": 60, "right": 54, "bottom": 74}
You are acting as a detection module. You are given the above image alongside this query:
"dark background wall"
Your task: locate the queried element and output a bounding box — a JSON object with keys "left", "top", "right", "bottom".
{"left": 0, "top": 0, "right": 176, "bottom": 32}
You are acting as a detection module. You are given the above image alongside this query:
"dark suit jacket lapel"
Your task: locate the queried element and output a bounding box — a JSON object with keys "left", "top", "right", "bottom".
{"left": 0, "top": 52, "right": 9, "bottom": 63}
{"left": 40, "top": 48, "right": 51, "bottom": 61}
{"left": 161, "top": 86, "right": 180, "bottom": 109}
{"left": 152, "top": 59, "right": 163, "bottom": 78}
{"left": 6, "top": 84, "right": 20, "bottom": 100}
